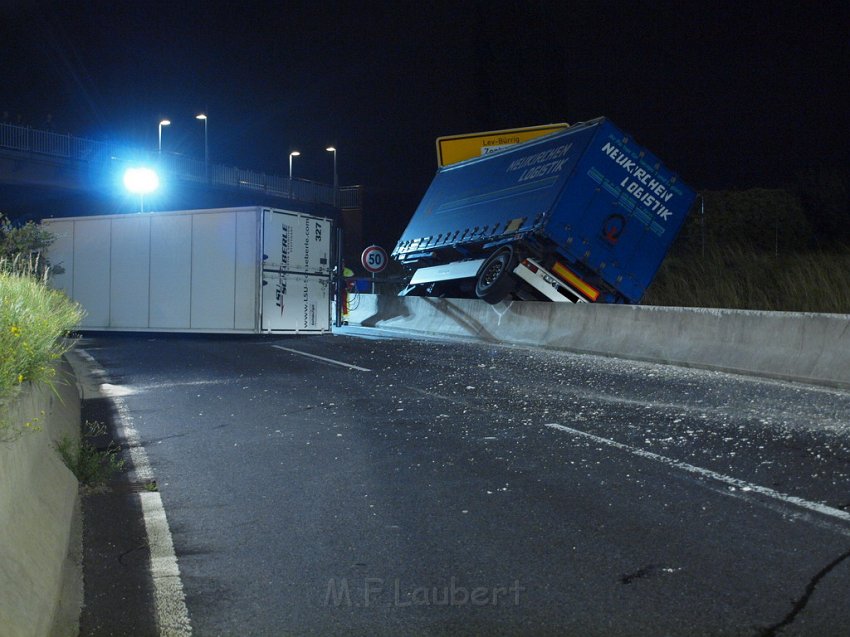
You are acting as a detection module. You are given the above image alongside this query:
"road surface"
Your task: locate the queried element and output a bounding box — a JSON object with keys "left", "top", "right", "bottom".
{"left": 77, "top": 331, "right": 850, "bottom": 636}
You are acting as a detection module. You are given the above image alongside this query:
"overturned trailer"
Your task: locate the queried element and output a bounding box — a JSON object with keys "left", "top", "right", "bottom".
{"left": 43, "top": 206, "right": 333, "bottom": 333}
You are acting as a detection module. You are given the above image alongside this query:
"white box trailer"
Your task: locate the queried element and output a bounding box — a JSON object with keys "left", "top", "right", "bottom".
{"left": 43, "top": 206, "right": 334, "bottom": 333}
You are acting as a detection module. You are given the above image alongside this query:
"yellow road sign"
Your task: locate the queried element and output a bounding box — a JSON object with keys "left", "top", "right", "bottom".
{"left": 436, "top": 123, "right": 569, "bottom": 167}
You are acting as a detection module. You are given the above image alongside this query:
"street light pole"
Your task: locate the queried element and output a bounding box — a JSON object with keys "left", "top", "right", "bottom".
{"left": 289, "top": 150, "right": 300, "bottom": 198}
{"left": 158, "top": 119, "right": 171, "bottom": 154}
{"left": 196, "top": 113, "right": 208, "bottom": 181}
{"left": 326, "top": 146, "right": 338, "bottom": 205}
{"left": 289, "top": 150, "right": 300, "bottom": 179}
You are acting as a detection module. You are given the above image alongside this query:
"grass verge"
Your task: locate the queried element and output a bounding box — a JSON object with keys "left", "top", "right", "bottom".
{"left": 645, "top": 247, "right": 850, "bottom": 313}
{"left": 0, "top": 257, "right": 84, "bottom": 439}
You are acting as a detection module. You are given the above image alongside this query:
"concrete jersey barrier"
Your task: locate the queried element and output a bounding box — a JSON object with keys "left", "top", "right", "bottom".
{"left": 0, "top": 360, "right": 82, "bottom": 637}
{"left": 346, "top": 295, "right": 850, "bottom": 389}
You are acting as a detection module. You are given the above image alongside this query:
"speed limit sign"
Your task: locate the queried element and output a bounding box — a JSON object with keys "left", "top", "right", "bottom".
{"left": 361, "top": 245, "right": 388, "bottom": 273}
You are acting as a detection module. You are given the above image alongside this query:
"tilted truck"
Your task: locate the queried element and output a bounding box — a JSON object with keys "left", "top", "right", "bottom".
{"left": 392, "top": 117, "right": 697, "bottom": 304}
{"left": 43, "top": 206, "right": 334, "bottom": 333}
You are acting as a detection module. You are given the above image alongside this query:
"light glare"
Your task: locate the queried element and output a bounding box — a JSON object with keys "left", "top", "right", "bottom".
{"left": 123, "top": 167, "right": 160, "bottom": 194}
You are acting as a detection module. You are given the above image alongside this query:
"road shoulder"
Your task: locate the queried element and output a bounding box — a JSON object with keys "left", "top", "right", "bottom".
{"left": 67, "top": 350, "right": 159, "bottom": 636}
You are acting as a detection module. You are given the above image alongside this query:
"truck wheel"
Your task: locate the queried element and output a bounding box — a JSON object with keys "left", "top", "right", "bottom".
{"left": 475, "top": 247, "right": 517, "bottom": 304}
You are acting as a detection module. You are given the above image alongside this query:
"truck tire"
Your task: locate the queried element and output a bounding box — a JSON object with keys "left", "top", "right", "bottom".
{"left": 475, "top": 247, "right": 517, "bottom": 304}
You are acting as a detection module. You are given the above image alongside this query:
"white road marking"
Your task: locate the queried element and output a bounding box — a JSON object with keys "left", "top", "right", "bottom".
{"left": 272, "top": 345, "right": 372, "bottom": 372}
{"left": 70, "top": 349, "right": 192, "bottom": 636}
{"left": 544, "top": 423, "right": 850, "bottom": 527}
{"left": 138, "top": 493, "right": 192, "bottom": 636}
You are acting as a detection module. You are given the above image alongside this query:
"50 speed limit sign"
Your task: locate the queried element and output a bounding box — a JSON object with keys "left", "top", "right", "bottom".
{"left": 361, "top": 245, "right": 388, "bottom": 273}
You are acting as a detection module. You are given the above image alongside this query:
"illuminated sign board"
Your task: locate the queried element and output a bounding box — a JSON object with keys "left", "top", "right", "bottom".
{"left": 435, "top": 123, "right": 569, "bottom": 167}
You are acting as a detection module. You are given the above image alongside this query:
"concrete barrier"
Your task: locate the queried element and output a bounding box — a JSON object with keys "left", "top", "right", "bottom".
{"left": 0, "top": 360, "right": 82, "bottom": 637}
{"left": 346, "top": 295, "right": 850, "bottom": 389}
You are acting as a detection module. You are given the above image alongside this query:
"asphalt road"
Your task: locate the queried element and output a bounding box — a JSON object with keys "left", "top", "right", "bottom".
{"left": 78, "top": 331, "right": 850, "bottom": 636}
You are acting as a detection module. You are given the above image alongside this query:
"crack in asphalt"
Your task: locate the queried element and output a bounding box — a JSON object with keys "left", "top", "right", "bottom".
{"left": 619, "top": 564, "right": 681, "bottom": 585}
{"left": 759, "top": 547, "right": 850, "bottom": 636}
{"left": 117, "top": 542, "right": 149, "bottom": 566}
{"left": 620, "top": 565, "right": 660, "bottom": 585}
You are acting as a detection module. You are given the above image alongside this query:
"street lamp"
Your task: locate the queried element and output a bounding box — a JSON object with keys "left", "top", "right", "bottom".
{"left": 326, "top": 146, "right": 338, "bottom": 207}
{"left": 123, "top": 167, "right": 160, "bottom": 213}
{"left": 326, "top": 146, "right": 338, "bottom": 190}
{"left": 158, "top": 119, "right": 170, "bottom": 153}
{"left": 288, "top": 151, "right": 300, "bottom": 198}
{"left": 289, "top": 150, "right": 300, "bottom": 179}
{"left": 196, "top": 113, "right": 208, "bottom": 181}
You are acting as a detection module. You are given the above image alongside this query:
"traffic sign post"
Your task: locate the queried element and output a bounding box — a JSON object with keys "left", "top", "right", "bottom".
{"left": 361, "top": 245, "right": 388, "bottom": 294}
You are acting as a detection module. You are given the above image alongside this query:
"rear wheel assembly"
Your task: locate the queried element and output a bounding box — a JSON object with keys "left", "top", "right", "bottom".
{"left": 475, "top": 247, "right": 518, "bottom": 304}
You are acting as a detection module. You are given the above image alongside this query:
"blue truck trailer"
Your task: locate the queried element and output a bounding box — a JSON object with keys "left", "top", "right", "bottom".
{"left": 391, "top": 117, "right": 697, "bottom": 304}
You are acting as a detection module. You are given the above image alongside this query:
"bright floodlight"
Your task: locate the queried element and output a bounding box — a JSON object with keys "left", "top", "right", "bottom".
{"left": 195, "top": 113, "right": 207, "bottom": 120}
{"left": 326, "top": 146, "right": 336, "bottom": 152}
{"left": 123, "top": 167, "right": 160, "bottom": 194}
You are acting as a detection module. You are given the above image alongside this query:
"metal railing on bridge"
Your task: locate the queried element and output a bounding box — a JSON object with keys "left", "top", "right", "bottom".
{"left": 0, "top": 121, "right": 361, "bottom": 209}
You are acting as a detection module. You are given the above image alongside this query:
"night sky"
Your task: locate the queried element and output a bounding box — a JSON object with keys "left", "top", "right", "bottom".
{"left": 2, "top": 0, "right": 848, "bottom": 240}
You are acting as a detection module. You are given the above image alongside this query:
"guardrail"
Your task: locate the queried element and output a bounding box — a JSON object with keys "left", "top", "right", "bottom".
{"left": 0, "top": 121, "right": 361, "bottom": 209}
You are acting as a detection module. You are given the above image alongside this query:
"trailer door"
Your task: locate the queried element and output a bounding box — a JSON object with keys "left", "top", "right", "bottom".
{"left": 262, "top": 208, "right": 332, "bottom": 275}
{"left": 260, "top": 208, "right": 332, "bottom": 333}
{"left": 260, "top": 271, "right": 331, "bottom": 332}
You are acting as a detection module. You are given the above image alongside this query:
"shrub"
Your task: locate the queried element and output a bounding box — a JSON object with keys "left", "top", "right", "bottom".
{"left": 675, "top": 188, "right": 812, "bottom": 256}
{"left": 0, "top": 214, "right": 57, "bottom": 278}
{"left": 0, "top": 266, "right": 83, "bottom": 392}
{"left": 1, "top": 214, "right": 82, "bottom": 430}
{"left": 0, "top": 261, "right": 83, "bottom": 439}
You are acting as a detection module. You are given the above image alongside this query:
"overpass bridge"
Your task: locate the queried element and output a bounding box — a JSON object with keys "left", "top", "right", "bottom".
{"left": 0, "top": 121, "right": 364, "bottom": 256}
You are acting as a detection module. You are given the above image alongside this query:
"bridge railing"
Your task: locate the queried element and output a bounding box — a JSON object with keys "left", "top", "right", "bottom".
{"left": 0, "top": 122, "right": 34, "bottom": 152}
{"left": 30, "top": 129, "right": 71, "bottom": 157}
{"left": 69, "top": 135, "right": 108, "bottom": 162}
{"left": 0, "top": 121, "right": 361, "bottom": 209}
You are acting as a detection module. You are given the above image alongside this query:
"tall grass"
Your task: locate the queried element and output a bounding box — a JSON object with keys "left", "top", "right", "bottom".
{"left": 0, "top": 256, "right": 84, "bottom": 434}
{"left": 644, "top": 246, "right": 850, "bottom": 313}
